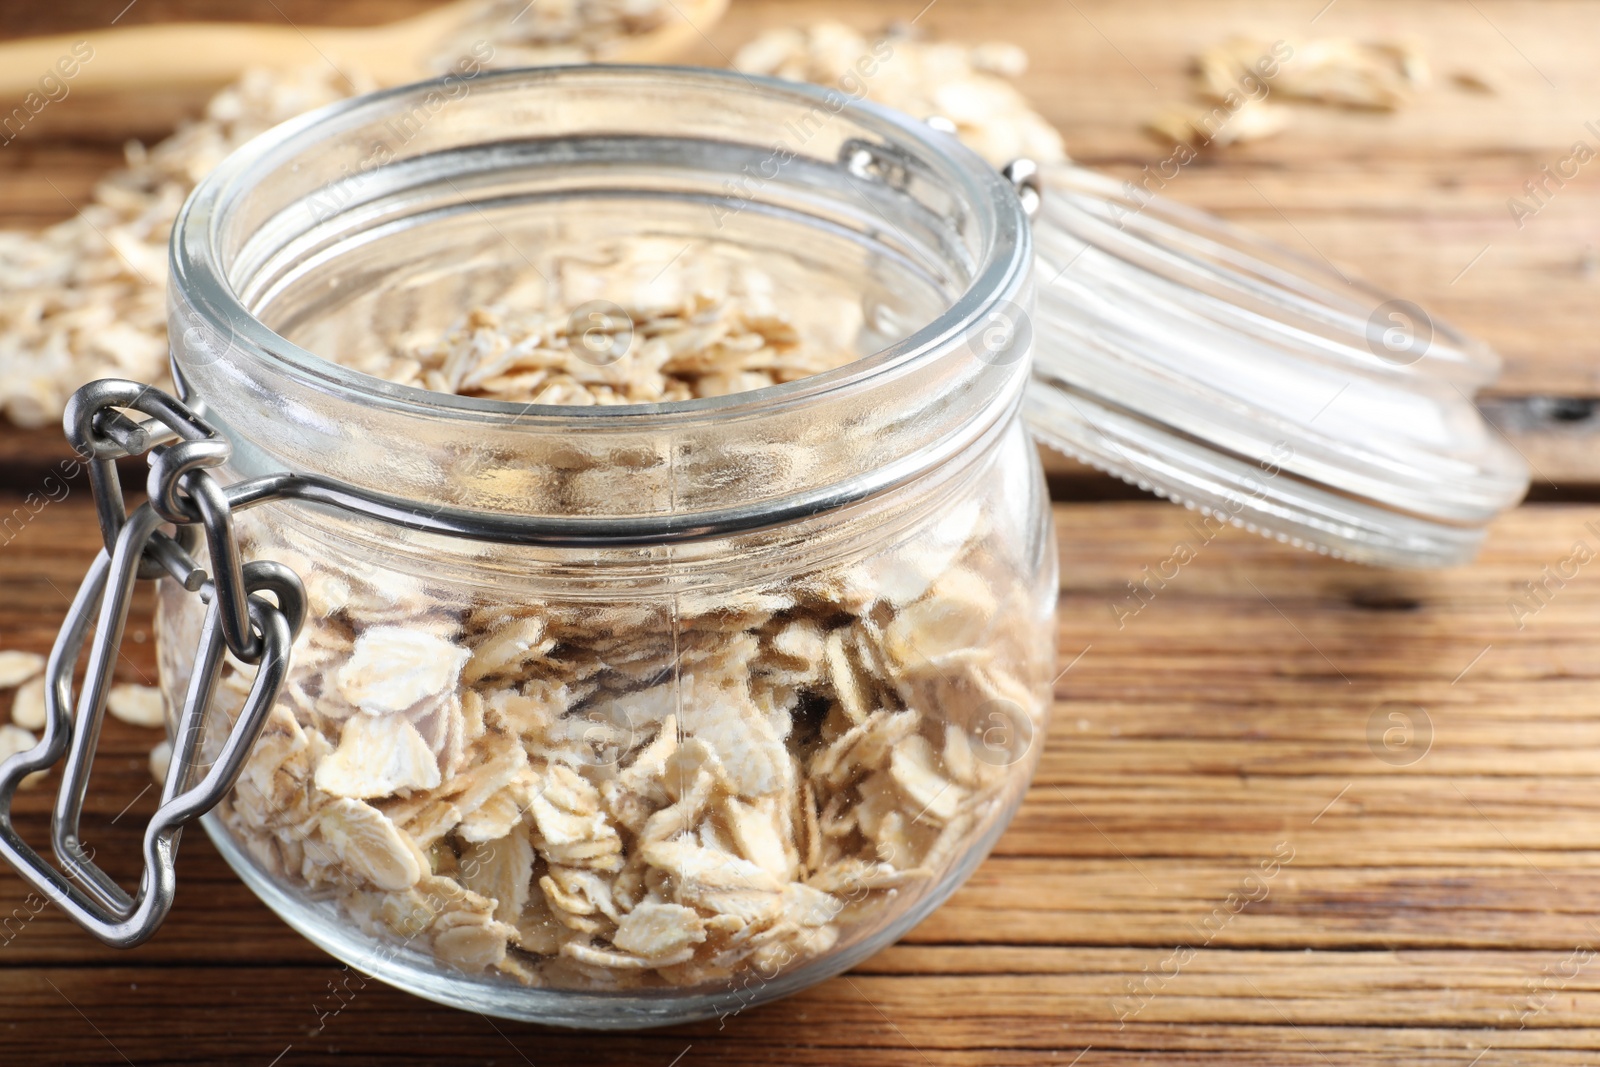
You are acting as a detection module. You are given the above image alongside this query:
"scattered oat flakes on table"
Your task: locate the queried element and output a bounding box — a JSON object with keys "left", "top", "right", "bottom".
{"left": 0, "top": 650, "right": 46, "bottom": 689}
{"left": 0, "top": 723, "right": 46, "bottom": 789}
{"left": 0, "top": 66, "right": 373, "bottom": 428}
{"left": 1145, "top": 98, "right": 1291, "bottom": 149}
{"left": 734, "top": 21, "right": 1067, "bottom": 166}
{"left": 149, "top": 740, "right": 173, "bottom": 787}
{"left": 10, "top": 675, "right": 46, "bottom": 732}
{"left": 107, "top": 682, "right": 167, "bottom": 729}
{"left": 1146, "top": 35, "right": 1432, "bottom": 149}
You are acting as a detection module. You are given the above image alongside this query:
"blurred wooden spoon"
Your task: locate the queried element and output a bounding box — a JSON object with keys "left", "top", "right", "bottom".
{"left": 0, "top": 0, "right": 728, "bottom": 99}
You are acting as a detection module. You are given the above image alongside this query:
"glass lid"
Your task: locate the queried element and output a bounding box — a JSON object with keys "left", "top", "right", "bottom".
{"left": 1022, "top": 163, "right": 1530, "bottom": 568}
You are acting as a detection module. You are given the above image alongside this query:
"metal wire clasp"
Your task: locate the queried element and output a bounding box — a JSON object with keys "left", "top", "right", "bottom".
{"left": 0, "top": 380, "right": 305, "bottom": 948}
{"left": 1002, "top": 159, "right": 1042, "bottom": 220}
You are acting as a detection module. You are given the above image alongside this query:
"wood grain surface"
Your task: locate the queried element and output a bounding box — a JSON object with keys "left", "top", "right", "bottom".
{"left": 2, "top": 1, "right": 1599, "bottom": 1064}
{"left": 3, "top": 0, "right": 1600, "bottom": 484}
{"left": 5, "top": 495, "right": 1600, "bottom": 1065}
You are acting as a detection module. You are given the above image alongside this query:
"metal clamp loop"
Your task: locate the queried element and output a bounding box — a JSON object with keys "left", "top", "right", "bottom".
{"left": 66, "top": 380, "right": 224, "bottom": 581}
{"left": 0, "top": 381, "right": 305, "bottom": 948}
{"left": 1003, "top": 158, "right": 1042, "bottom": 220}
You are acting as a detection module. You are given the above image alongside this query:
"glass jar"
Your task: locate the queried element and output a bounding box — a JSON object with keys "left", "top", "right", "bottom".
{"left": 0, "top": 62, "right": 1531, "bottom": 1032}
{"left": 158, "top": 66, "right": 1054, "bottom": 1027}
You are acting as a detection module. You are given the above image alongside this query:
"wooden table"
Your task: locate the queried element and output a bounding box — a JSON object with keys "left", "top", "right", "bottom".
{"left": 2, "top": 2, "right": 1599, "bottom": 1063}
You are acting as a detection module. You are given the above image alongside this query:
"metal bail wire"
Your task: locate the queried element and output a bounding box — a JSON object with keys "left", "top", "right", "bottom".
{"left": 0, "top": 380, "right": 305, "bottom": 948}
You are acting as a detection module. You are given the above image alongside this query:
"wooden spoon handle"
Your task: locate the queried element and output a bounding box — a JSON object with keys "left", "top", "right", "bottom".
{"left": 0, "top": 0, "right": 730, "bottom": 112}
{"left": 0, "top": 24, "right": 330, "bottom": 101}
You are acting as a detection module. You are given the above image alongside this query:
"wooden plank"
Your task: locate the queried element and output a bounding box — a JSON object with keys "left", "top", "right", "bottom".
{"left": 698, "top": 0, "right": 1600, "bottom": 400}
{"left": 0, "top": 494, "right": 1598, "bottom": 1061}
{"left": 4, "top": 960, "right": 1600, "bottom": 1065}
{"left": 2, "top": 1, "right": 1600, "bottom": 1061}
{"left": 3, "top": 0, "right": 1600, "bottom": 481}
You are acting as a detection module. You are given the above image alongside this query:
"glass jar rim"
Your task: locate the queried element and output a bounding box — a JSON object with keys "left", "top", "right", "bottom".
{"left": 171, "top": 63, "right": 1031, "bottom": 432}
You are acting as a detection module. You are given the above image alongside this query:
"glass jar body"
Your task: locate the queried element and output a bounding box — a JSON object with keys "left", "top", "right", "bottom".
{"left": 154, "top": 413, "right": 1056, "bottom": 1027}
{"left": 153, "top": 64, "right": 1048, "bottom": 1026}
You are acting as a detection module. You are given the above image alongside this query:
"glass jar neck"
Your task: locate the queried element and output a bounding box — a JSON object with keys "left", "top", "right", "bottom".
{"left": 170, "top": 66, "right": 1033, "bottom": 535}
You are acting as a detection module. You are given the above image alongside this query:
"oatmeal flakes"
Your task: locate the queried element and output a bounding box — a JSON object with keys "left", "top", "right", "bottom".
{"left": 0, "top": 651, "right": 45, "bottom": 689}
{"left": 530, "top": 765, "right": 624, "bottom": 868}
{"left": 884, "top": 569, "right": 997, "bottom": 667}
{"left": 612, "top": 901, "right": 707, "bottom": 958}
{"left": 0, "top": 725, "right": 46, "bottom": 789}
{"left": 677, "top": 682, "right": 792, "bottom": 798}
{"left": 724, "top": 795, "right": 794, "bottom": 879}
{"left": 336, "top": 626, "right": 470, "bottom": 714}
{"left": 781, "top": 882, "right": 843, "bottom": 927}
{"left": 463, "top": 616, "right": 554, "bottom": 684}
{"left": 455, "top": 774, "right": 537, "bottom": 843}
{"left": 433, "top": 912, "right": 518, "bottom": 971}
{"left": 317, "top": 798, "right": 427, "bottom": 892}
{"left": 810, "top": 708, "right": 920, "bottom": 790}
{"left": 11, "top": 675, "right": 47, "bottom": 732}
{"left": 641, "top": 766, "right": 719, "bottom": 845}
{"left": 888, "top": 734, "right": 966, "bottom": 825}
{"left": 193, "top": 382, "right": 1049, "bottom": 992}
{"left": 824, "top": 629, "right": 872, "bottom": 726}
{"left": 642, "top": 839, "right": 785, "bottom": 925}
{"left": 104, "top": 682, "right": 167, "bottom": 728}
{"left": 0, "top": 67, "right": 377, "bottom": 427}
{"left": 1145, "top": 99, "right": 1291, "bottom": 149}
{"left": 232, "top": 705, "right": 329, "bottom": 828}
{"left": 396, "top": 742, "right": 532, "bottom": 847}
{"left": 734, "top": 22, "right": 1066, "bottom": 166}
{"left": 458, "top": 833, "right": 535, "bottom": 925}
{"left": 314, "top": 713, "right": 443, "bottom": 799}
{"left": 807, "top": 857, "right": 931, "bottom": 895}
{"left": 561, "top": 940, "right": 690, "bottom": 970}
{"left": 149, "top": 740, "right": 173, "bottom": 787}
{"left": 941, "top": 721, "right": 981, "bottom": 789}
